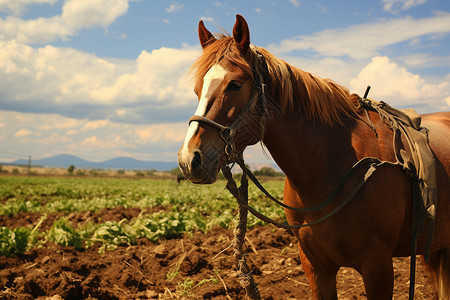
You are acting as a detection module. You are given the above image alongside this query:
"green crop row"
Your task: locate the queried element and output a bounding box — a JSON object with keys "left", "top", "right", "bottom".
{"left": 0, "top": 176, "right": 286, "bottom": 256}
{"left": 0, "top": 176, "right": 284, "bottom": 215}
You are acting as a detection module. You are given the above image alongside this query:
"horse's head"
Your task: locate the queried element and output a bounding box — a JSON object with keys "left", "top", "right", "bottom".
{"left": 178, "top": 15, "right": 266, "bottom": 184}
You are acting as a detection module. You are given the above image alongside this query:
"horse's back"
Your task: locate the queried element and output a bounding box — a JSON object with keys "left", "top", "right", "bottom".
{"left": 422, "top": 111, "right": 450, "bottom": 131}
{"left": 420, "top": 112, "right": 450, "bottom": 252}
{"left": 422, "top": 111, "right": 450, "bottom": 162}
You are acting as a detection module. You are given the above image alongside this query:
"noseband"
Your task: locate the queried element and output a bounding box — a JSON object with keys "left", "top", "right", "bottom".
{"left": 188, "top": 49, "right": 267, "bottom": 161}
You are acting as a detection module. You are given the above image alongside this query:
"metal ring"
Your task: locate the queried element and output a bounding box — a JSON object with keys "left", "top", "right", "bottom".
{"left": 225, "top": 144, "right": 233, "bottom": 156}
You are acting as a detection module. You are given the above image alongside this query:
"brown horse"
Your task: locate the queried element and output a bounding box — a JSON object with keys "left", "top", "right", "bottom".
{"left": 178, "top": 15, "right": 450, "bottom": 299}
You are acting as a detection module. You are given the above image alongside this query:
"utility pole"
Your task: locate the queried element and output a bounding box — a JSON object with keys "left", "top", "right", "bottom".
{"left": 28, "top": 155, "right": 31, "bottom": 176}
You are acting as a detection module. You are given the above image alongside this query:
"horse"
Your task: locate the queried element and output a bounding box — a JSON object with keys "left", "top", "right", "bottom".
{"left": 178, "top": 14, "right": 450, "bottom": 299}
{"left": 176, "top": 173, "right": 185, "bottom": 186}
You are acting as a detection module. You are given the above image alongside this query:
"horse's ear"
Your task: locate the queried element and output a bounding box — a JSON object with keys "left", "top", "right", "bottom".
{"left": 233, "top": 14, "right": 250, "bottom": 55}
{"left": 198, "top": 20, "right": 216, "bottom": 49}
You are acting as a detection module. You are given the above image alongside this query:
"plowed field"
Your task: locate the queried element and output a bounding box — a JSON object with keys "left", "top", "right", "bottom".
{"left": 0, "top": 177, "right": 435, "bottom": 299}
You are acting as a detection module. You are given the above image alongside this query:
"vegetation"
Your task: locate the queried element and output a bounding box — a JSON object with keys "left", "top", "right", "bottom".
{"left": 0, "top": 176, "right": 285, "bottom": 256}
{"left": 67, "top": 165, "right": 75, "bottom": 174}
{"left": 253, "top": 166, "right": 284, "bottom": 177}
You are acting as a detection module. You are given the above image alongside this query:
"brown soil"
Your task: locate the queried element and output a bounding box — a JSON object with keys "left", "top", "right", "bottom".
{"left": 0, "top": 209, "right": 435, "bottom": 299}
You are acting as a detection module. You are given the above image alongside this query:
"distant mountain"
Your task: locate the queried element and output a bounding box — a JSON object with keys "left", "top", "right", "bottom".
{"left": 5, "top": 154, "right": 178, "bottom": 171}
{"left": 100, "top": 157, "right": 177, "bottom": 171}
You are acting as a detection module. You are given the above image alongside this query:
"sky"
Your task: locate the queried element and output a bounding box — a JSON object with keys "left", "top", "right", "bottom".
{"left": 0, "top": 0, "right": 449, "bottom": 165}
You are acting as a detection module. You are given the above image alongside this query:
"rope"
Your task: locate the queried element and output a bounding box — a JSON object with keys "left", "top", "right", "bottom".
{"left": 222, "top": 163, "right": 261, "bottom": 300}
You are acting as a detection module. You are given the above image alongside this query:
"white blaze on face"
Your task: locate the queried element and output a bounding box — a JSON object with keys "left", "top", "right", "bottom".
{"left": 180, "top": 64, "right": 227, "bottom": 163}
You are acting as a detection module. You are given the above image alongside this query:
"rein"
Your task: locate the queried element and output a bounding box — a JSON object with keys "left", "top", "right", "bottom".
{"left": 241, "top": 156, "right": 400, "bottom": 229}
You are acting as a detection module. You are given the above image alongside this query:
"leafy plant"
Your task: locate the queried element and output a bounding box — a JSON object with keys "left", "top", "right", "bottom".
{"left": 0, "top": 226, "right": 31, "bottom": 256}
{"left": 48, "top": 218, "right": 82, "bottom": 250}
{"left": 87, "top": 220, "right": 134, "bottom": 253}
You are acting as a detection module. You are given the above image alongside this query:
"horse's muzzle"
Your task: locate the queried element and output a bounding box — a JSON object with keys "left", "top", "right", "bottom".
{"left": 177, "top": 148, "right": 218, "bottom": 184}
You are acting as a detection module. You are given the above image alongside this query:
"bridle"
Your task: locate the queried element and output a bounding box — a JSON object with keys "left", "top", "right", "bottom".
{"left": 188, "top": 48, "right": 268, "bottom": 161}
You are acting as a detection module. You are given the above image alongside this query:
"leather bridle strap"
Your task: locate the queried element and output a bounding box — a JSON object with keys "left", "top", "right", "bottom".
{"left": 187, "top": 48, "right": 267, "bottom": 159}
{"left": 188, "top": 80, "right": 265, "bottom": 157}
{"left": 189, "top": 115, "right": 233, "bottom": 155}
{"left": 189, "top": 115, "right": 229, "bottom": 132}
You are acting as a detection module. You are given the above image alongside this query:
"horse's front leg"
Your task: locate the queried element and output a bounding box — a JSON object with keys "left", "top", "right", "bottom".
{"left": 297, "top": 241, "right": 339, "bottom": 300}
{"left": 358, "top": 246, "right": 394, "bottom": 300}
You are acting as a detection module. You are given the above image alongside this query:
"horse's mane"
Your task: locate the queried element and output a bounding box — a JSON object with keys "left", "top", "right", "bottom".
{"left": 190, "top": 36, "right": 360, "bottom": 126}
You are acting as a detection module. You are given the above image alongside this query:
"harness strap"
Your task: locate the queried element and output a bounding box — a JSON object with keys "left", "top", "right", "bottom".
{"left": 234, "top": 157, "right": 399, "bottom": 230}
{"left": 243, "top": 157, "right": 390, "bottom": 213}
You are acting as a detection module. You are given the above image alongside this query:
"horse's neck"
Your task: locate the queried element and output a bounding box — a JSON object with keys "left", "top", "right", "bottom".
{"left": 262, "top": 106, "right": 398, "bottom": 204}
{"left": 262, "top": 114, "right": 360, "bottom": 202}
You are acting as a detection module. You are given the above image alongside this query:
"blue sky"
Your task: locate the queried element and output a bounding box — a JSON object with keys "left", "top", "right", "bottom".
{"left": 0, "top": 0, "right": 449, "bottom": 164}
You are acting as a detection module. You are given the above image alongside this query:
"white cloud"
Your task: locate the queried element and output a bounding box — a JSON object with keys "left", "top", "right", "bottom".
{"left": 14, "top": 128, "right": 32, "bottom": 137}
{"left": 289, "top": 0, "right": 301, "bottom": 8}
{"left": 0, "top": 0, "right": 58, "bottom": 15}
{"left": 0, "top": 0, "right": 130, "bottom": 44}
{"left": 75, "top": 135, "right": 132, "bottom": 149}
{"left": 0, "top": 40, "right": 199, "bottom": 123}
{"left": 350, "top": 56, "right": 449, "bottom": 111}
{"left": 81, "top": 120, "right": 112, "bottom": 131}
{"left": 268, "top": 13, "right": 450, "bottom": 60}
{"left": 199, "top": 16, "right": 215, "bottom": 23}
{"left": 397, "top": 53, "right": 450, "bottom": 69}
{"left": 0, "top": 40, "right": 116, "bottom": 104}
{"left": 268, "top": 12, "right": 450, "bottom": 113}
{"left": 0, "top": 109, "right": 188, "bottom": 162}
{"left": 66, "top": 129, "right": 78, "bottom": 135}
{"left": 381, "top": 0, "right": 427, "bottom": 13}
{"left": 134, "top": 123, "right": 186, "bottom": 144}
{"left": 165, "top": 3, "right": 184, "bottom": 13}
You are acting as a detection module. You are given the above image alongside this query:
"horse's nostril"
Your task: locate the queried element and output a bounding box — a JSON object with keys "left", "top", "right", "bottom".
{"left": 191, "top": 151, "right": 202, "bottom": 172}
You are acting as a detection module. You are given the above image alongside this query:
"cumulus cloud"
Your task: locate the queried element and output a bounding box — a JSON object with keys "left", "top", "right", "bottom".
{"left": 0, "top": 0, "right": 130, "bottom": 44}
{"left": 90, "top": 46, "right": 199, "bottom": 104}
{"left": 0, "top": 40, "right": 200, "bottom": 123}
{"left": 134, "top": 123, "right": 186, "bottom": 145}
{"left": 0, "top": 110, "right": 188, "bottom": 162}
{"left": 0, "top": 40, "right": 116, "bottom": 110}
{"left": 350, "top": 56, "right": 450, "bottom": 111}
{"left": 268, "top": 13, "right": 450, "bottom": 60}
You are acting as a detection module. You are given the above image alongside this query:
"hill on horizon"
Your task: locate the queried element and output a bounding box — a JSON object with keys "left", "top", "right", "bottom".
{"left": 3, "top": 154, "right": 178, "bottom": 171}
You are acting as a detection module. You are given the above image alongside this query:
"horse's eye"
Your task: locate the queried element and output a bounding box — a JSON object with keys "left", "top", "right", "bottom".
{"left": 226, "top": 81, "right": 242, "bottom": 92}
